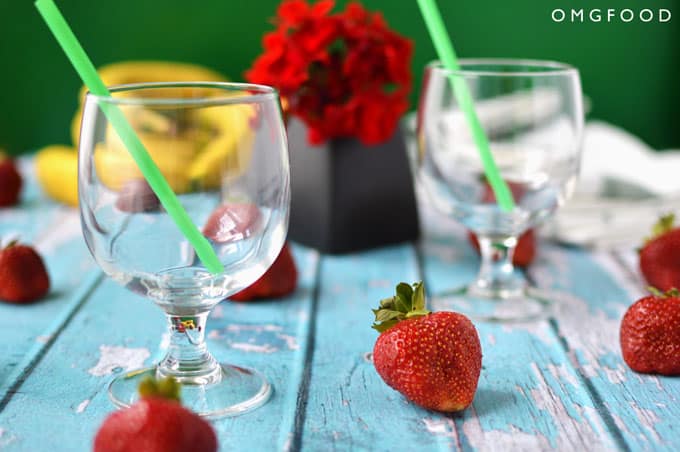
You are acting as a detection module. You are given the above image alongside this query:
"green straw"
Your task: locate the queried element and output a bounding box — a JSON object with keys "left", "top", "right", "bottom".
{"left": 35, "top": 0, "right": 224, "bottom": 274}
{"left": 416, "top": 0, "right": 515, "bottom": 212}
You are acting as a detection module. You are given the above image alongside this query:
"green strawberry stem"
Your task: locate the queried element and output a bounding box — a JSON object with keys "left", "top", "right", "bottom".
{"left": 372, "top": 281, "right": 431, "bottom": 333}
{"left": 646, "top": 213, "right": 675, "bottom": 244}
{"left": 2, "top": 239, "right": 18, "bottom": 250}
{"left": 648, "top": 286, "right": 680, "bottom": 298}
{"left": 138, "top": 376, "right": 181, "bottom": 402}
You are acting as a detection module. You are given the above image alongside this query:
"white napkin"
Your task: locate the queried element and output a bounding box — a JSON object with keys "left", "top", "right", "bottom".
{"left": 578, "top": 121, "right": 680, "bottom": 198}
{"left": 548, "top": 121, "right": 680, "bottom": 248}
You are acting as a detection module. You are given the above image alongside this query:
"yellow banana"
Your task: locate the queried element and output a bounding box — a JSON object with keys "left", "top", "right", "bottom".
{"left": 66, "top": 60, "right": 255, "bottom": 192}
{"left": 95, "top": 126, "right": 199, "bottom": 192}
{"left": 188, "top": 104, "right": 255, "bottom": 188}
{"left": 71, "top": 61, "right": 228, "bottom": 147}
{"left": 35, "top": 145, "right": 79, "bottom": 207}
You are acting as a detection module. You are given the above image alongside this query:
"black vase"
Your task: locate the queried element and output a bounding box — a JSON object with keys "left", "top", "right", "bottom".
{"left": 287, "top": 118, "right": 420, "bottom": 254}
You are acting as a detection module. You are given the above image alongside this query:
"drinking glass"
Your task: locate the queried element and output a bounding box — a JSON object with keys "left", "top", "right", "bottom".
{"left": 78, "top": 82, "right": 290, "bottom": 417}
{"left": 416, "top": 59, "right": 583, "bottom": 322}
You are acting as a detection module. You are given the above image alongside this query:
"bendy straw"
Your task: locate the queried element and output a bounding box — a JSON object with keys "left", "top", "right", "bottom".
{"left": 416, "top": 0, "right": 515, "bottom": 212}
{"left": 35, "top": 0, "right": 224, "bottom": 274}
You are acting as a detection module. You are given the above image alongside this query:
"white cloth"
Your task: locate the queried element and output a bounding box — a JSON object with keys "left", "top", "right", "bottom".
{"left": 549, "top": 121, "right": 680, "bottom": 248}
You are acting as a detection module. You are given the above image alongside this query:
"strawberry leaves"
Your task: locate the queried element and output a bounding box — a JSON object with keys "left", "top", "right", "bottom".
{"left": 648, "top": 286, "right": 680, "bottom": 299}
{"left": 372, "top": 281, "right": 431, "bottom": 332}
{"left": 138, "top": 376, "right": 181, "bottom": 402}
{"left": 645, "top": 213, "right": 675, "bottom": 244}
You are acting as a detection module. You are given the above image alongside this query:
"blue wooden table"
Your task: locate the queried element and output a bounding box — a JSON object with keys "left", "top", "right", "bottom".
{"left": 0, "top": 159, "right": 677, "bottom": 451}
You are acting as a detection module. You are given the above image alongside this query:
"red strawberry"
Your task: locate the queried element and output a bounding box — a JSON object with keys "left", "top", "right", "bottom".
{"left": 115, "top": 179, "right": 160, "bottom": 213}
{"left": 230, "top": 243, "right": 298, "bottom": 301}
{"left": 468, "top": 229, "right": 536, "bottom": 267}
{"left": 639, "top": 214, "right": 680, "bottom": 291}
{"left": 0, "top": 242, "right": 50, "bottom": 303}
{"left": 94, "top": 377, "right": 217, "bottom": 452}
{"left": 0, "top": 154, "right": 22, "bottom": 207}
{"left": 203, "top": 203, "right": 261, "bottom": 243}
{"left": 620, "top": 288, "right": 680, "bottom": 375}
{"left": 482, "top": 179, "right": 525, "bottom": 204}
{"left": 371, "top": 282, "right": 482, "bottom": 412}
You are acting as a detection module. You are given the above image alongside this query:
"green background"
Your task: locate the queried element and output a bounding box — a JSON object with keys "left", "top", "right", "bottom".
{"left": 0, "top": 0, "right": 678, "bottom": 154}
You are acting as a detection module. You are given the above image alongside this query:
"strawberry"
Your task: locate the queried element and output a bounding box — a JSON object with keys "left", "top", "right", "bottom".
{"left": 230, "top": 243, "right": 298, "bottom": 301}
{"left": 115, "top": 179, "right": 160, "bottom": 213}
{"left": 0, "top": 241, "right": 50, "bottom": 303}
{"left": 203, "top": 203, "right": 261, "bottom": 243}
{"left": 470, "top": 179, "right": 536, "bottom": 267}
{"left": 0, "top": 154, "right": 22, "bottom": 207}
{"left": 94, "top": 377, "right": 217, "bottom": 452}
{"left": 371, "top": 282, "right": 482, "bottom": 412}
{"left": 481, "top": 178, "right": 525, "bottom": 205}
{"left": 639, "top": 214, "right": 680, "bottom": 291}
{"left": 468, "top": 229, "right": 536, "bottom": 267}
{"left": 620, "top": 288, "right": 680, "bottom": 375}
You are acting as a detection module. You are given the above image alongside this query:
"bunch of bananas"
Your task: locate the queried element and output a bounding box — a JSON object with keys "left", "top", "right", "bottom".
{"left": 35, "top": 61, "right": 253, "bottom": 206}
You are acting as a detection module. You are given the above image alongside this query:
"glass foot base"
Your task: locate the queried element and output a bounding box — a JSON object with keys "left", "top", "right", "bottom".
{"left": 108, "top": 364, "right": 272, "bottom": 418}
{"left": 431, "top": 286, "right": 554, "bottom": 323}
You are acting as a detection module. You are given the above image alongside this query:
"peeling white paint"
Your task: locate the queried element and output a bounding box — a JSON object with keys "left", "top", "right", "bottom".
{"left": 526, "top": 266, "right": 622, "bottom": 372}
{"left": 630, "top": 402, "right": 661, "bottom": 442}
{"left": 525, "top": 363, "right": 614, "bottom": 450}
{"left": 35, "top": 211, "right": 81, "bottom": 254}
{"left": 75, "top": 399, "right": 90, "bottom": 413}
{"left": 211, "top": 304, "right": 225, "bottom": 319}
{"left": 332, "top": 431, "right": 342, "bottom": 440}
{"left": 277, "top": 333, "right": 299, "bottom": 350}
{"left": 88, "top": 345, "right": 151, "bottom": 377}
{"left": 226, "top": 323, "right": 282, "bottom": 333}
{"left": 648, "top": 376, "right": 663, "bottom": 392}
{"left": 547, "top": 363, "right": 579, "bottom": 388}
{"left": 158, "top": 332, "right": 171, "bottom": 351}
{"left": 282, "top": 433, "right": 293, "bottom": 452}
{"left": 602, "top": 364, "right": 627, "bottom": 385}
{"left": 208, "top": 330, "right": 221, "bottom": 339}
{"left": 0, "top": 427, "right": 16, "bottom": 447}
{"left": 229, "top": 342, "right": 278, "bottom": 353}
{"left": 463, "top": 414, "right": 552, "bottom": 451}
{"left": 610, "top": 412, "right": 633, "bottom": 438}
{"left": 423, "top": 417, "right": 458, "bottom": 439}
{"left": 294, "top": 311, "right": 308, "bottom": 326}
{"left": 36, "top": 334, "right": 53, "bottom": 344}
{"left": 592, "top": 251, "right": 646, "bottom": 299}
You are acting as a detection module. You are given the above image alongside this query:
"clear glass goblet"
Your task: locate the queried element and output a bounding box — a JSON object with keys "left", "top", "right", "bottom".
{"left": 416, "top": 59, "right": 584, "bottom": 322}
{"left": 78, "top": 82, "right": 290, "bottom": 417}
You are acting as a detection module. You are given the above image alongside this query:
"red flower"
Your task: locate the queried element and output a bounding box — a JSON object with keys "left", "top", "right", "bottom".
{"left": 246, "top": 0, "right": 412, "bottom": 145}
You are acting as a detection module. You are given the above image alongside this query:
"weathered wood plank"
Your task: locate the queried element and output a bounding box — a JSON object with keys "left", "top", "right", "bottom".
{"left": 534, "top": 244, "right": 680, "bottom": 450}
{"left": 419, "top": 234, "right": 619, "bottom": 451}
{"left": 300, "top": 244, "right": 453, "bottom": 451}
{"left": 0, "top": 244, "right": 318, "bottom": 451}
{"left": 0, "top": 160, "right": 98, "bottom": 389}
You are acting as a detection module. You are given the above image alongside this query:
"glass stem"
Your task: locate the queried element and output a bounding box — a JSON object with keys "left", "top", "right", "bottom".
{"left": 157, "top": 311, "right": 221, "bottom": 385}
{"left": 470, "top": 234, "right": 525, "bottom": 298}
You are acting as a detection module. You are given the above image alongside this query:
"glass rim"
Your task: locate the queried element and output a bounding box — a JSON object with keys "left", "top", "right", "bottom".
{"left": 427, "top": 58, "right": 579, "bottom": 77}
{"left": 85, "top": 81, "right": 279, "bottom": 106}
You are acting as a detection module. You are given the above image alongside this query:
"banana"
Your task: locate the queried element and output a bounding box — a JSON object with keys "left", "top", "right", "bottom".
{"left": 71, "top": 61, "right": 228, "bottom": 147}
{"left": 66, "top": 61, "right": 255, "bottom": 193}
{"left": 34, "top": 145, "right": 78, "bottom": 207}
{"left": 95, "top": 125, "right": 200, "bottom": 192}
{"left": 188, "top": 104, "right": 255, "bottom": 188}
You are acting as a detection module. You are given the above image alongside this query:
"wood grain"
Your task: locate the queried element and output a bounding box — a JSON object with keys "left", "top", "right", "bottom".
{"left": 1, "top": 159, "right": 678, "bottom": 451}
